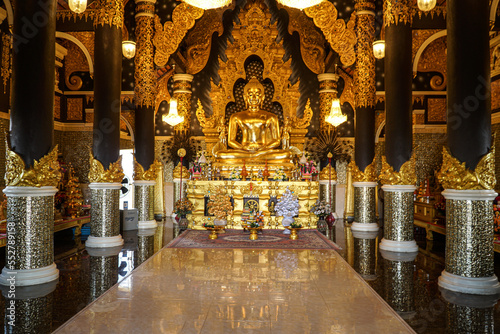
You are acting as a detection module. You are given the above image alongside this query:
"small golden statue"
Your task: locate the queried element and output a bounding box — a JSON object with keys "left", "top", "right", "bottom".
{"left": 213, "top": 78, "right": 293, "bottom": 163}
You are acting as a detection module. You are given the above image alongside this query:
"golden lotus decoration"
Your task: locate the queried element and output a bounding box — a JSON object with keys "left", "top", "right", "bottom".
{"left": 133, "top": 158, "right": 160, "bottom": 181}
{"left": 277, "top": 0, "right": 324, "bottom": 10}
{"left": 183, "top": 0, "right": 231, "bottom": 9}
{"left": 88, "top": 153, "right": 125, "bottom": 183}
{"left": 5, "top": 144, "right": 61, "bottom": 187}
{"left": 379, "top": 155, "right": 416, "bottom": 186}
{"left": 436, "top": 147, "right": 496, "bottom": 190}
{"left": 348, "top": 159, "right": 377, "bottom": 183}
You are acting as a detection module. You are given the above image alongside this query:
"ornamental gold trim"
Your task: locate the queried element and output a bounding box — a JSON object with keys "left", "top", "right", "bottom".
{"left": 135, "top": 6, "right": 156, "bottom": 108}
{"left": 384, "top": 0, "right": 412, "bottom": 27}
{"left": 304, "top": 2, "right": 357, "bottom": 67}
{"left": 94, "top": 0, "right": 124, "bottom": 28}
{"left": 354, "top": 10, "right": 376, "bottom": 108}
{"left": 1, "top": 33, "right": 10, "bottom": 94}
{"left": 436, "top": 147, "right": 496, "bottom": 190}
{"left": 134, "top": 158, "right": 160, "bottom": 181}
{"left": 153, "top": 3, "right": 204, "bottom": 67}
{"left": 348, "top": 159, "right": 377, "bottom": 183}
{"left": 88, "top": 153, "right": 124, "bottom": 183}
{"left": 292, "top": 99, "right": 313, "bottom": 129}
{"left": 5, "top": 143, "right": 61, "bottom": 187}
{"left": 319, "top": 164, "right": 337, "bottom": 181}
{"left": 379, "top": 154, "right": 416, "bottom": 185}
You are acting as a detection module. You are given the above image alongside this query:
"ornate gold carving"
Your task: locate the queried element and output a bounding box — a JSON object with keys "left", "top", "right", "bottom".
{"left": 436, "top": 147, "right": 496, "bottom": 190}
{"left": 135, "top": 6, "right": 156, "bottom": 108}
{"left": 173, "top": 91, "right": 192, "bottom": 132}
{"left": 88, "top": 153, "right": 125, "bottom": 183}
{"left": 412, "top": 5, "right": 446, "bottom": 20}
{"left": 379, "top": 155, "right": 417, "bottom": 186}
{"left": 1, "top": 33, "right": 10, "bottom": 94}
{"left": 196, "top": 99, "right": 216, "bottom": 128}
{"left": 94, "top": 0, "right": 124, "bottom": 28}
{"left": 155, "top": 67, "right": 175, "bottom": 114}
{"left": 292, "top": 99, "right": 313, "bottom": 129}
{"left": 304, "top": 2, "right": 357, "bottom": 67}
{"left": 354, "top": 10, "right": 376, "bottom": 108}
{"left": 5, "top": 143, "right": 61, "bottom": 187}
{"left": 239, "top": 182, "right": 264, "bottom": 197}
{"left": 348, "top": 159, "right": 377, "bottom": 183}
{"left": 319, "top": 164, "right": 337, "bottom": 181}
{"left": 383, "top": 0, "right": 412, "bottom": 26}
{"left": 287, "top": 8, "right": 325, "bottom": 74}
{"left": 186, "top": 9, "right": 224, "bottom": 74}
{"left": 153, "top": 3, "right": 204, "bottom": 67}
{"left": 134, "top": 158, "right": 160, "bottom": 181}
{"left": 417, "top": 36, "right": 447, "bottom": 91}
{"left": 338, "top": 70, "right": 355, "bottom": 111}
{"left": 173, "top": 162, "right": 190, "bottom": 179}
{"left": 67, "top": 98, "right": 83, "bottom": 121}
{"left": 55, "top": 96, "right": 61, "bottom": 119}
{"left": 61, "top": 32, "right": 95, "bottom": 91}
{"left": 427, "top": 98, "right": 446, "bottom": 123}
{"left": 412, "top": 29, "right": 440, "bottom": 63}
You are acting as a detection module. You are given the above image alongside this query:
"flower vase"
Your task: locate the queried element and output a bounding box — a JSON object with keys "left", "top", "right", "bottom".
{"left": 317, "top": 217, "right": 327, "bottom": 231}
{"left": 282, "top": 215, "right": 294, "bottom": 234}
{"left": 214, "top": 218, "right": 227, "bottom": 227}
{"left": 326, "top": 214, "right": 336, "bottom": 228}
{"left": 179, "top": 214, "right": 189, "bottom": 229}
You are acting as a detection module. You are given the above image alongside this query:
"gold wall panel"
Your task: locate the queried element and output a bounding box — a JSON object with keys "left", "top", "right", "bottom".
{"left": 417, "top": 36, "right": 447, "bottom": 91}
{"left": 67, "top": 98, "right": 83, "bottom": 121}
{"left": 492, "top": 80, "right": 500, "bottom": 111}
{"left": 427, "top": 98, "right": 446, "bottom": 123}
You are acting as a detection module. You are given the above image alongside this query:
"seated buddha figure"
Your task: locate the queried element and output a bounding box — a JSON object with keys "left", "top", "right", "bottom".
{"left": 214, "top": 78, "right": 293, "bottom": 163}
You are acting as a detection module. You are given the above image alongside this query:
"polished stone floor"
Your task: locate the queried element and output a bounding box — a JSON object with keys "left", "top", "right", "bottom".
{"left": 0, "top": 220, "right": 499, "bottom": 333}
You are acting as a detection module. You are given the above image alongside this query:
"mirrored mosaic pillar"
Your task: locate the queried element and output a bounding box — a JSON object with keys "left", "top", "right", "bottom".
{"left": 436, "top": 0, "right": 500, "bottom": 295}
{"left": 351, "top": 179, "right": 379, "bottom": 232}
{"left": 87, "top": 247, "right": 121, "bottom": 302}
{"left": 1, "top": 0, "right": 60, "bottom": 287}
{"left": 352, "top": 230, "right": 378, "bottom": 281}
{"left": 379, "top": 185, "right": 418, "bottom": 252}
{"left": 319, "top": 163, "right": 337, "bottom": 216}
{"left": 135, "top": 180, "right": 156, "bottom": 229}
{"left": 136, "top": 228, "right": 156, "bottom": 266}
{"left": 381, "top": 250, "right": 417, "bottom": 319}
{"left": 87, "top": 0, "right": 125, "bottom": 249}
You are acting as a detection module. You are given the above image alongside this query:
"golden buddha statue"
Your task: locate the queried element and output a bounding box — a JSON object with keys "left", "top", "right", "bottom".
{"left": 214, "top": 78, "right": 293, "bottom": 164}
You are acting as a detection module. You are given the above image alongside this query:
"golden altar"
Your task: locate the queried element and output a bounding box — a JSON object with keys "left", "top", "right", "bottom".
{"left": 186, "top": 180, "right": 319, "bottom": 230}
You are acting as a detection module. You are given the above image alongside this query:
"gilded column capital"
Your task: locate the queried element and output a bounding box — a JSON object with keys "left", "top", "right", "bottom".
{"left": 319, "top": 164, "right": 337, "bottom": 181}
{"left": 348, "top": 159, "right": 377, "bottom": 183}
{"left": 173, "top": 162, "right": 190, "bottom": 179}
{"left": 383, "top": 0, "right": 412, "bottom": 27}
{"left": 379, "top": 154, "right": 416, "bottom": 186}
{"left": 134, "top": 158, "right": 160, "bottom": 181}
{"left": 436, "top": 147, "right": 496, "bottom": 190}
{"left": 88, "top": 153, "right": 125, "bottom": 183}
{"left": 5, "top": 143, "right": 61, "bottom": 187}
{"left": 94, "top": 0, "right": 124, "bottom": 29}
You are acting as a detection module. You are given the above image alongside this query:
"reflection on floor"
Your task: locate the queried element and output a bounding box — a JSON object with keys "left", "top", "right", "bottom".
{"left": 54, "top": 245, "right": 414, "bottom": 333}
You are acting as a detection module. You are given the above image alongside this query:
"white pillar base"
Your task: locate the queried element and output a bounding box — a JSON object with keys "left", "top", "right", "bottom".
{"left": 438, "top": 270, "right": 500, "bottom": 295}
{"left": 351, "top": 222, "right": 379, "bottom": 232}
{"left": 86, "top": 235, "right": 124, "bottom": 248}
{"left": 138, "top": 220, "right": 157, "bottom": 229}
{"left": 379, "top": 238, "right": 418, "bottom": 253}
{"left": 0, "top": 263, "right": 59, "bottom": 286}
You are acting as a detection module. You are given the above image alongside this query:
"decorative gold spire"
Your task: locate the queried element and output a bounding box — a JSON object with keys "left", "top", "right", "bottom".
{"left": 379, "top": 154, "right": 416, "bottom": 185}
{"left": 348, "top": 159, "right": 377, "bottom": 183}
{"left": 88, "top": 153, "right": 124, "bottom": 183}
{"left": 436, "top": 147, "right": 496, "bottom": 190}
{"left": 5, "top": 143, "right": 61, "bottom": 187}
{"left": 134, "top": 158, "right": 160, "bottom": 181}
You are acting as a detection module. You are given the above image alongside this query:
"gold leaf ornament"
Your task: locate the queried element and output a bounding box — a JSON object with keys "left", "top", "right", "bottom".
{"left": 379, "top": 154, "right": 416, "bottom": 186}
{"left": 348, "top": 159, "right": 377, "bottom": 183}
{"left": 436, "top": 147, "right": 496, "bottom": 190}
{"left": 133, "top": 157, "right": 160, "bottom": 181}
{"left": 5, "top": 144, "right": 61, "bottom": 187}
{"left": 88, "top": 153, "right": 125, "bottom": 183}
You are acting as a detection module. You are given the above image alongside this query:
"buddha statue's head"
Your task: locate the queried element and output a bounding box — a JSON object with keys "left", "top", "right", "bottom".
{"left": 243, "top": 78, "right": 265, "bottom": 110}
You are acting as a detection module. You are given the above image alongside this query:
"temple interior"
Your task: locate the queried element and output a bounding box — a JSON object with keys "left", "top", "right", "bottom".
{"left": 0, "top": 0, "right": 500, "bottom": 333}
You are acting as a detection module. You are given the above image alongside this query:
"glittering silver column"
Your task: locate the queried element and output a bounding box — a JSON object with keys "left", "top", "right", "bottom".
{"left": 380, "top": 185, "right": 418, "bottom": 252}
{"left": 381, "top": 250, "right": 417, "bottom": 319}
{"left": 87, "top": 247, "right": 121, "bottom": 302}
{"left": 136, "top": 228, "right": 156, "bottom": 266}
{"left": 352, "top": 230, "right": 378, "bottom": 281}
{"left": 134, "top": 180, "right": 157, "bottom": 229}
{"left": 0, "top": 187, "right": 59, "bottom": 286}
{"left": 319, "top": 180, "right": 336, "bottom": 214}
{"left": 438, "top": 190, "right": 500, "bottom": 295}
{"left": 351, "top": 182, "right": 379, "bottom": 232}
{"left": 86, "top": 183, "right": 124, "bottom": 248}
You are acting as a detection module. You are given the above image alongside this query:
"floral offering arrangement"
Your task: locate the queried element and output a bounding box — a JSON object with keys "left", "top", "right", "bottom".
{"left": 273, "top": 167, "right": 287, "bottom": 181}
{"left": 290, "top": 222, "right": 302, "bottom": 228}
{"left": 203, "top": 222, "right": 215, "bottom": 228}
{"left": 302, "top": 160, "right": 318, "bottom": 176}
{"left": 309, "top": 200, "right": 332, "bottom": 218}
{"left": 275, "top": 188, "right": 300, "bottom": 217}
{"left": 229, "top": 167, "right": 241, "bottom": 180}
{"left": 207, "top": 186, "right": 234, "bottom": 219}
{"left": 248, "top": 221, "right": 261, "bottom": 228}
{"left": 434, "top": 197, "right": 446, "bottom": 215}
{"left": 174, "top": 198, "right": 194, "bottom": 216}
{"left": 255, "top": 211, "right": 265, "bottom": 224}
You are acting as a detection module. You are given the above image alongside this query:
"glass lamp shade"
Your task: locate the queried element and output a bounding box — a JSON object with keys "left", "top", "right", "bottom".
{"left": 417, "top": 0, "right": 436, "bottom": 11}
{"left": 325, "top": 99, "right": 347, "bottom": 127}
{"left": 183, "top": 0, "right": 232, "bottom": 9}
{"left": 122, "top": 41, "right": 136, "bottom": 59}
{"left": 69, "top": 0, "right": 87, "bottom": 14}
{"left": 276, "top": 0, "right": 324, "bottom": 9}
{"left": 162, "top": 99, "right": 185, "bottom": 127}
{"left": 372, "top": 40, "right": 385, "bottom": 59}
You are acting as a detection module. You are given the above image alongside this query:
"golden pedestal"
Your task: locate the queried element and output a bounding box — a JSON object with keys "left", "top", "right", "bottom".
{"left": 186, "top": 180, "right": 319, "bottom": 230}
{"left": 212, "top": 161, "right": 295, "bottom": 180}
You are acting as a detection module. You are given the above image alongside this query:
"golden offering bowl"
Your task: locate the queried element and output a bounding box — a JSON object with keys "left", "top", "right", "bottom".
{"left": 285, "top": 226, "right": 302, "bottom": 240}
{"left": 204, "top": 225, "right": 224, "bottom": 240}
{"left": 243, "top": 222, "right": 264, "bottom": 240}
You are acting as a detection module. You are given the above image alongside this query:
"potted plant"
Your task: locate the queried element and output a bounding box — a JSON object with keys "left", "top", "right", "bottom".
{"left": 174, "top": 198, "right": 194, "bottom": 228}
{"left": 275, "top": 187, "right": 300, "bottom": 234}
{"left": 309, "top": 199, "right": 332, "bottom": 230}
